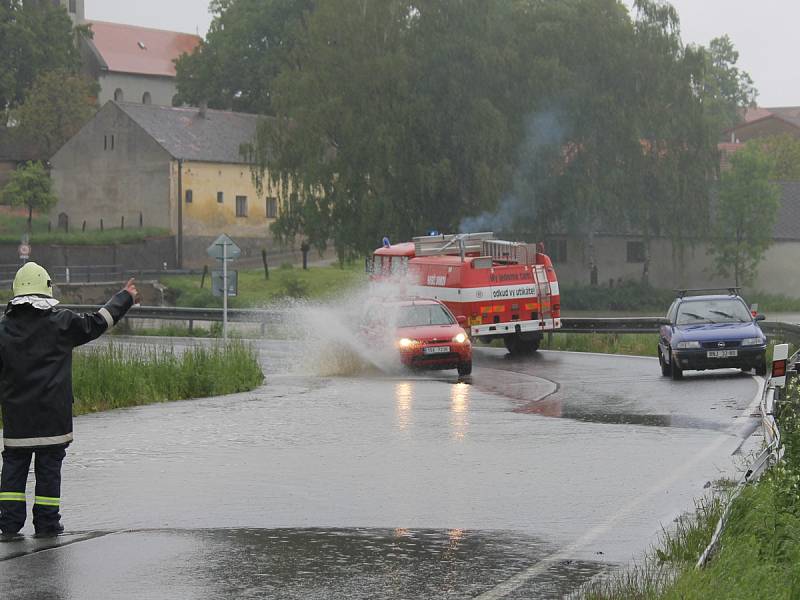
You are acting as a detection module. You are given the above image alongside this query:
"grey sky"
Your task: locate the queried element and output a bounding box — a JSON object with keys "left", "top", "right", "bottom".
{"left": 86, "top": 0, "right": 797, "bottom": 107}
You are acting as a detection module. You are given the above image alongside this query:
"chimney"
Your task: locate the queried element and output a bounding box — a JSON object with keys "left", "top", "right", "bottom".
{"left": 199, "top": 100, "right": 207, "bottom": 119}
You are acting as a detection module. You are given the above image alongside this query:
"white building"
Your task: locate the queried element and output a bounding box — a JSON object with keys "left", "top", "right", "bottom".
{"left": 58, "top": 0, "right": 201, "bottom": 107}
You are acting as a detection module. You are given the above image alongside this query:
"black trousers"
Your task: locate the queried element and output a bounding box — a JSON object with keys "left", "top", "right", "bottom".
{"left": 0, "top": 446, "right": 66, "bottom": 534}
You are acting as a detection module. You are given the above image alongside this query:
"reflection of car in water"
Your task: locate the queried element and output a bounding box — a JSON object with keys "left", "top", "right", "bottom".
{"left": 364, "top": 299, "right": 473, "bottom": 376}
{"left": 658, "top": 289, "right": 767, "bottom": 380}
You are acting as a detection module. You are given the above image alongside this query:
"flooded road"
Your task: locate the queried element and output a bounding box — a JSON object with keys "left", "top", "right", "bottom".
{"left": 0, "top": 340, "right": 761, "bottom": 599}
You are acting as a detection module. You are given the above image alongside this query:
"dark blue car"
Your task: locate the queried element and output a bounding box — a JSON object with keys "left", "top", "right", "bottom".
{"left": 658, "top": 290, "right": 767, "bottom": 380}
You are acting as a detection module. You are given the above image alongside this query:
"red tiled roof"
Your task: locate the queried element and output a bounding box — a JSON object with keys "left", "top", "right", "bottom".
{"left": 88, "top": 21, "right": 201, "bottom": 78}
{"left": 742, "top": 106, "right": 773, "bottom": 123}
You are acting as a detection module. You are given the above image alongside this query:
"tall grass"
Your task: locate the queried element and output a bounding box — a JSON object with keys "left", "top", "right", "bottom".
{"left": 71, "top": 342, "right": 264, "bottom": 414}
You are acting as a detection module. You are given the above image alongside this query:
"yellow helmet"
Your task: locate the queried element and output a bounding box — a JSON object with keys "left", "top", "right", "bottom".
{"left": 13, "top": 262, "right": 53, "bottom": 297}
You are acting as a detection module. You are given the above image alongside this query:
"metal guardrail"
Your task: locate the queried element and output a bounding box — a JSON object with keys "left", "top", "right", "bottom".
{"left": 559, "top": 317, "right": 667, "bottom": 333}
{"left": 60, "top": 305, "right": 285, "bottom": 325}
{"left": 696, "top": 347, "right": 795, "bottom": 568}
{"left": 54, "top": 308, "right": 800, "bottom": 345}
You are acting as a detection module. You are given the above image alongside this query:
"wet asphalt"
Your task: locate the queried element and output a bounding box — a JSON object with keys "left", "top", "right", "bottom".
{"left": 0, "top": 339, "right": 760, "bottom": 599}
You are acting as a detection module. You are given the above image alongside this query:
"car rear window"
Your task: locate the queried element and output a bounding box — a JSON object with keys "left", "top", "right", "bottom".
{"left": 397, "top": 305, "right": 455, "bottom": 327}
{"left": 676, "top": 299, "right": 752, "bottom": 325}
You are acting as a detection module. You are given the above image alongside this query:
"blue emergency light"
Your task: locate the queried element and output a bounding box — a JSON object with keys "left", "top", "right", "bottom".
{"left": 382, "top": 237, "right": 391, "bottom": 248}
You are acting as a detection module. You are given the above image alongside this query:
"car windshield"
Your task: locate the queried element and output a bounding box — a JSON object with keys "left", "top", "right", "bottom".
{"left": 397, "top": 304, "right": 455, "bottom": 327}
{"left": 676, "top": 299, "right": 752, "bottom": 325}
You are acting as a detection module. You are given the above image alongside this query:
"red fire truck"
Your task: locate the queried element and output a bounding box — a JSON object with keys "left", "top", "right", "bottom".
{"left": 369, "top": 232, "right": 561, "bottom": 354}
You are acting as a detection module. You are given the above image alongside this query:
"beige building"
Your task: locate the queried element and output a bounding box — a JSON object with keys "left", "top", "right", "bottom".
{"left": 51, "top": 101, "right": 284, "bottom": 267}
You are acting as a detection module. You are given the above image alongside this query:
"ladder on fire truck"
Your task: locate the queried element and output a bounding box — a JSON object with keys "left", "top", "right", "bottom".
{"left": 413, "top": 232, "right": 494, "bottom": 258}
{"left": 413, "top": 232, "right": 537, "bottom": 264}
{"left": 480, "top": 239, "right": 536, "bottom": 265}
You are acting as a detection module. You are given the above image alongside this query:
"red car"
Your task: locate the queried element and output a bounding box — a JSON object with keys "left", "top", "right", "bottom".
{"left": 365, "top": 299, "right": 473, "bottom": 375}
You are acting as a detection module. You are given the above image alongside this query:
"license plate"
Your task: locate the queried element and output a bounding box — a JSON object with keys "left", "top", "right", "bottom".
{"left": 424, "top": 346, "right": 450, "bottom": 355}
{"left": 707, "top": 350, "right": 738, "bottom": 358}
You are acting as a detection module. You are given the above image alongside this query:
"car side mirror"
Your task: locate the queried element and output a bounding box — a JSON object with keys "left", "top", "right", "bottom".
{"left": 456, "top": 315, "right": 467, "bottom": 325}
{"left": 755, "top": 314, "right": 766, "bottom": 321}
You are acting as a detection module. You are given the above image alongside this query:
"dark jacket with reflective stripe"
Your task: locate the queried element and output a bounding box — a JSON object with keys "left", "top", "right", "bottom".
{"left": 0, "top": 291, "right": 134, "bottom": 448}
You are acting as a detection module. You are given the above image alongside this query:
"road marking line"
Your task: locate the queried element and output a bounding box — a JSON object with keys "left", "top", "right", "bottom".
{"left": 476, "top": 376, "right": 764, "bottom": 599}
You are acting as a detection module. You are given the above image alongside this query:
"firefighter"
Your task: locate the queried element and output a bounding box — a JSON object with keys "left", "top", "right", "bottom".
{"left": 0, "top": 262, "right": 137, "bottom": 541}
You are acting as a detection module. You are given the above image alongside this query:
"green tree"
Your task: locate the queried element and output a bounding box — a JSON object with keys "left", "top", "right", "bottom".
{"left": 12, "top": 70, "right": 98, "bottom": 157}
{"left": 0, "top": 0, "right": 82, "bottom": 119}
{"left": 1, "top": 161, "right": 58, "bottom": 231}
{"left": 760, "top": 134, "right": 800, "bottom": 180}
{"left": 173, "top": 0, "right": 313, "bottom": 113}
{"left": 252, "top": 0, "right": 589, "bottom": 259}
{"left": 710, "top": 144, "right": 779, "bottom": 286}
{"left": 698, "top": 35, "right": 757, "bottom": 136}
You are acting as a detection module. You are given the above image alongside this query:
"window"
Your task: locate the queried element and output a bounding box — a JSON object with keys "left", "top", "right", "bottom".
{"left": 104, "top": 134, "right": 115, "bottom": 151}
{"left": 69, "top": 0, "right": 76, "bottom": 13}
{"left": 626, "top": 241, "right": 645, "bottom": 263}
{"left": 217, "top": 191, "right": 224, "bottom": 204}
{"left": 185, "top": 189, "right": 193, "bottom": 203}
{"left": 546, "top": 238, "right": 568, "bottom": 263}
{"left": 103, "top": 135, "right": 107, "bottom": 150}
{"left": 142, "top": 92, "right": 152, "bottom": 105}
{"left": 266, "top": 197, "right": 278, "bottom": 218}
{"left": 236, "top": 196, "right": 248, "bottom": 217}
{"left": 114, "top": 88, "right": 124, "bottom": 102}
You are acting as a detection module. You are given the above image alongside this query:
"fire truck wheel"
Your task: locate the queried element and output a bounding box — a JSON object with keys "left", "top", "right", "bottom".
{"left": 504, "top": 335, "right": 522, "bottom": 355}
{"left": 457, "top": 361, "right": 473, "bottom": 376}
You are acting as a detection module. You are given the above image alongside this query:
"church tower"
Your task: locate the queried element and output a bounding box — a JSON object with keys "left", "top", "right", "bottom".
{"left": 59, "top": 0, "right": 85, "bottom": 25}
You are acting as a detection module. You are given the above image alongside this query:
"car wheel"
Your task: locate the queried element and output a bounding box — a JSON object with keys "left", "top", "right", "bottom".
{"left": 457, "top": 361, "right": 472, "bottom": 376}
{"left": 658, "top": 349, "right": 670, "bottom": 377}
{"left": 756, "top": 356, "right": 768, "bottom": 377}
{"left": 670, "top": 351, "right": 683, "bottom": 380}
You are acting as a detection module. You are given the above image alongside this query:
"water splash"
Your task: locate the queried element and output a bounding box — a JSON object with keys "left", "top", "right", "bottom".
{"left": 266, "top": 279, "right": 412, "bottom": 377}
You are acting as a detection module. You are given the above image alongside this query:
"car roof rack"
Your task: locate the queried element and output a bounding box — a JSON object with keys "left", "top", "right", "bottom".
{"left": 674, "top": 287, "right": 741, "bottom": 298}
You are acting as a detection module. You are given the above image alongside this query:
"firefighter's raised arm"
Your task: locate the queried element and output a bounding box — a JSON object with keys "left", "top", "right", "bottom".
{"left": 60, "top": 279, "right": 137, "bottom": 347}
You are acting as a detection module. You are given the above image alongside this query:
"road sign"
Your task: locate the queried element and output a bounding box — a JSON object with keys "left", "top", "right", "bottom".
{"left": 18, "top": 243, "right": 30, "bottom": 260}
{"left": 211, "top": 270, "right": 238, "bottom": 297}
{"left": 206, "top": 234, "right": 241, "bottom": 261}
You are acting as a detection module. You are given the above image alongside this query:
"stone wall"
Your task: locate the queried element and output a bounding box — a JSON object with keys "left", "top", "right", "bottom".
{"left": 0, "top": 236, "right": 176, "bottom": 272}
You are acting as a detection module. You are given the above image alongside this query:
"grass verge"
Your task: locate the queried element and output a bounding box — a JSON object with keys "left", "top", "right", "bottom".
{"left": 580, "top": 379, "right": 800, "bottom": 599}
{"left": 71, "top": 341, "right": 264, "bottom": 414}
{"left": 0, "top": 211, "right": 169, "bottom": 245}
{"left": 540, "top": 333, "right": 658, "bottom": 357}
{"left": 162, "top": 262, "right": 367, "bottom": 308}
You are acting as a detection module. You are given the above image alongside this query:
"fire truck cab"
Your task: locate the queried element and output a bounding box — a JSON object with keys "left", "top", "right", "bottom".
{"left": 369, "top": 232, "right": 561, "bottom": 354}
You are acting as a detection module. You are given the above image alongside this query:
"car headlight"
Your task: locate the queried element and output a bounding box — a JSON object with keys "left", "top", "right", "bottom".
{"left": 676, "top": 341, "right": 701, "bottom": 349}
{"left": 397, "top": 338, "right": 416, "bottom": 349}
{"left": 452, "top": 332, "right": 468, "bottom": 344}
{"left": 741, "top": 337, "right": 764, "bottom": 346}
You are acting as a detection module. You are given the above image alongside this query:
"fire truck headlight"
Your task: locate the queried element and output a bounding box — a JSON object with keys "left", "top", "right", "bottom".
{"left": 398, "top": 338, "right": 416, "bottom": 349}
{"left": 452, "top": 333, "right": 468, "bottom": 344}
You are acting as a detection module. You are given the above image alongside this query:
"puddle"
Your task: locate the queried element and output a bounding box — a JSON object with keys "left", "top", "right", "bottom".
{"left": 0, "top": 528, "right": 608, "bottom": 599}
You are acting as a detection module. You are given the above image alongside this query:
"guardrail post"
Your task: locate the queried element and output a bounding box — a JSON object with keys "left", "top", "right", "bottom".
{"left": 188, "top": 319, "right": 193, "bottom": 334}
